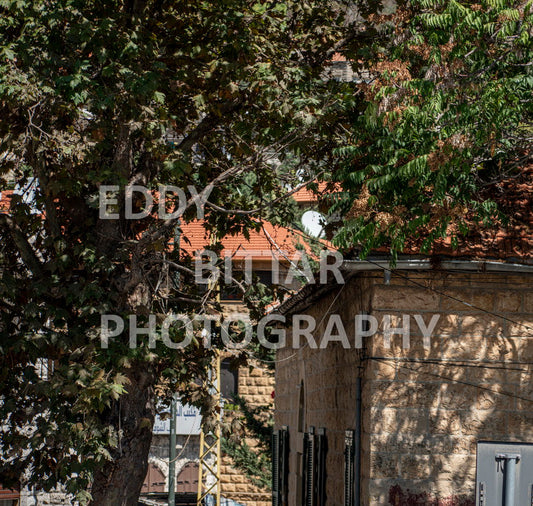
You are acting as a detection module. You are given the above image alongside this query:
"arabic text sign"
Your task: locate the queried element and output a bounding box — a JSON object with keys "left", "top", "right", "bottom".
{"left": 153, "top": 402, "right": 202, "bottom": 435}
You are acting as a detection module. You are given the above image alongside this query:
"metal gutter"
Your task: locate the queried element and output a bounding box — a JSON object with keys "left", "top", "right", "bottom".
{"left": 276, "top": 257, "right": 533, "bottom": 316}
{"left": 342, "top": 258, "right": 533, "bottom": 273}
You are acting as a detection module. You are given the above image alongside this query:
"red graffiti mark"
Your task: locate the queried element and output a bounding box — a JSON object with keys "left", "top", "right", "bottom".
{"left": 388, "top": 485, "right": 475, "bottom": 506}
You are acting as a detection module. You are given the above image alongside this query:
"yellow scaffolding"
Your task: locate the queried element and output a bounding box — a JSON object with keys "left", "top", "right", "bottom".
{"left": 197, "top": 352, "right": 222, "bottom": 506}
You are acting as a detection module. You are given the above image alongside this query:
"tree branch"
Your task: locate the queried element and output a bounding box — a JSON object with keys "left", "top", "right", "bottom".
{"left": 175, "top": 99, "right": 243, "bottom": 154}
{"left": 137, "top": 164, "right": 245, "bottom": 247}
{"left": 0, "top": 213, "right": 44, "bottom": 278}
{"left": 204, "top": 170, "right": 326, "bottom": 216}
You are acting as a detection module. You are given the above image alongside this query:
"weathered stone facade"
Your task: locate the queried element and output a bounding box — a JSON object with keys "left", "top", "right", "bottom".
{"left": 220, "top": 363, "right": 274, "bottom": 506}
{"left": 275, "top": 267, "right": 533, "bottom": 505}
{"left": 142, "top": 299, "right": 275, "bottom": 505}
{"left": 144, "top": 359, "right": 274, "bottom": 506}
{"left": 219, "top": 455, "right": 270, "bottom": 506}
{"left": 19, "top": 487, "right": 76, "bottom": 506}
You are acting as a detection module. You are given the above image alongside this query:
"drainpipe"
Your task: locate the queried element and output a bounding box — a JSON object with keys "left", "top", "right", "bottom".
{"left": 354, "top": 376, "right": 362, "bottom": 506}
{"left": 497, "top": 453, "right": 520, "bottom": 506}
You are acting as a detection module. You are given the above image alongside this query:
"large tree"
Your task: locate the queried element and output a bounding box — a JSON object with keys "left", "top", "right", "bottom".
{"left": 0, "top": 1, "right": 353, "bottom": 504}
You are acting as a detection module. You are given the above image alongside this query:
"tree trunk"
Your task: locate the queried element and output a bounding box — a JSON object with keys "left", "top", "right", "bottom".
{"left": 89, "top": 365, "right": 156, "bottom": 506}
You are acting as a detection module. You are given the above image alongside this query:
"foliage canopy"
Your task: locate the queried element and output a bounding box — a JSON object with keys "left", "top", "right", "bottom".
{"left": 0, "top": 1, "right": 350, "bottom": 503}
{"left": 331, "top": 0, "right": 533, "bottom": 257}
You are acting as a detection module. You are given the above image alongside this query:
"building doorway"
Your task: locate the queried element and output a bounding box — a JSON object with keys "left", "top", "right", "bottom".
{"left": 177, "top": 462, "right": 199, "bottom": 494}
{"left": 141, "top": 463, "right": 166, "bottom": 494}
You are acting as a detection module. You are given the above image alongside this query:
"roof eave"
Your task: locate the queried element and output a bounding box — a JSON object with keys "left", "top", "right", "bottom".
{"left": 276, "top": 256, "right": 533, "bottom": 316}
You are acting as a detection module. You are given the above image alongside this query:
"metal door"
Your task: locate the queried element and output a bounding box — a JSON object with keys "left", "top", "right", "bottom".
{"left": 177, "top": 462, "right": 199, "bottom": 494}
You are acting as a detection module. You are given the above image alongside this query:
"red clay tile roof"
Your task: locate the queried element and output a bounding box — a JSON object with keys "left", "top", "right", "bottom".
{"left": 331, "top": 53, "right": 347, "bottom": 62}
{"left": 292, "top": 182, "right": 327, "bottom": 203}
{"left": 178, "top": 220, "right": 321, "bottom": 260}
{"left": 0, "top": 188, "right": 321, "bottom": 261}
{"left": 399, "top": 166, "right": 532, "bottom": 263}
{"left": 291, "top": 181, "right": 340, "bottom": 203}
{"left": 2, "top": 167, "right": 530, "bottom": 263}
{"left": 0, "top": 484, "right": 20, "bottom": 500}
{"left": 0, "top": 190, "right": 13, "bottom": 212}
{"left": 0, "top": 189, "right": 323, "bottom": 257}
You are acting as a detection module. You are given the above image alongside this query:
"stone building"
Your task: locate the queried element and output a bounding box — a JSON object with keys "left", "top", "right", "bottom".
{"left": 273, "top": 174, "right": 532, "bottom": 505}
{"left": 275, "top": 261, "right": 532, "bottom": 505}
{"left": 219, "top": 364, "right": 275, "bottom": 506}
{"left": 142, "top": 358, "right": 275, "bottom": 506}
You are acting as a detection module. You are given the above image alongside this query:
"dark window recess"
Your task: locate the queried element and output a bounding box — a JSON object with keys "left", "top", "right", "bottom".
{"left": 315, "top": 428, "right": 327, "bottom": 506}
{"left": 220, "top": 359, "right": 238, "bottom": 400}
{"left": 298, "top": 382, "right": 305, "bottom": 433}
{"left": 302, "top": 427, "right": 315, "bottom": 506}
{"left": 344, "top": 430, "right": 355, "bottom": 506}
{"left": 272, "top": 432, "right": 279, "bottom": 506}
{"left": 220, "top": 283, "right": 242, "bottom": 301}
{"left": 254, "top": 270, "right": 273, "bottom": 285}
{"left": 220, "top": 270, "right": 273, "bottom": 300}
{"left": 302, "top": 427, "right": 327, "bottom": 506}
{"left": 272, "top": 426, "right": 290, "bottom": 506}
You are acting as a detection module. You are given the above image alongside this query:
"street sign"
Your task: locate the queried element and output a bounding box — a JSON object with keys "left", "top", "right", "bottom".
{"left": 153, "top": 402, "right": 202, "bottom": 435}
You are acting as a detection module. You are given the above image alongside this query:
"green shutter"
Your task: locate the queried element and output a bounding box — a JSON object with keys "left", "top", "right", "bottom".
{"left": 344, "top": 430, "right": 355, "bottom": 506}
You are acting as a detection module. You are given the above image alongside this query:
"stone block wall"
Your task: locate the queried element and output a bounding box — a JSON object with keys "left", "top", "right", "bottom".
{"left": 366, "top": 271, "right": 533, "bottom": 504}
{"left": 275, "top": 269, "right": 533, "bottom": 506}
{"left": 146, "top": 361, "right": 275, "bottom": 506}
{"left": 144, "top": 300, "right": 276, "bottom": 505}
{"left": 220, "top": 360, "right": 274, "bottom": 506}
{"left": 275, "top": 278, "right": 372, "bottom": 506}
{"left": 219, "top": 457, "right": 270, "bottom": 506}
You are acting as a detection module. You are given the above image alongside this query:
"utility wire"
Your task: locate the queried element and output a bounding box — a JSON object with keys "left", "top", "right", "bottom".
{"left": 370, "top": 356, "right": 533, "bottom": 405}
{"left": 246, "top": 282, "right": 347, "bottom": 364}
{"left": 367, "top": 356, "right": 533, "bottom": 371}
{"left": 284, "top": 225, "right": 533, "bottom": 335}
{"left": 361, "top": 256, "right": 533, "bottom": 336}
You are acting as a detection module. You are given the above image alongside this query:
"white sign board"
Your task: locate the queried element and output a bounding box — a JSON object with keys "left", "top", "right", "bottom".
{"left": 153, "top": 402, "right": 202, "bottom": 435}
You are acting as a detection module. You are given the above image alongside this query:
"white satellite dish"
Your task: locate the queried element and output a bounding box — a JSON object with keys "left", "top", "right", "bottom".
{"left": 301, "top": 210, "right": 325, "bottom": 238}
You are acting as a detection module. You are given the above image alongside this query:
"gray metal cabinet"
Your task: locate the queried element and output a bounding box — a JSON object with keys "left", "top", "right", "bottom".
{"left": 476, "top": 441, "right": 533, "bottom": 506}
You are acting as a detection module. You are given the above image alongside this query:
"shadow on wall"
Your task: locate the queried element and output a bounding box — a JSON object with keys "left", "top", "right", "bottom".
{"left": 388, "top": 484, "right": 475, "bottom": 506}
{"left": 368, "top": 275, "right": 532, "bottom": 506}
